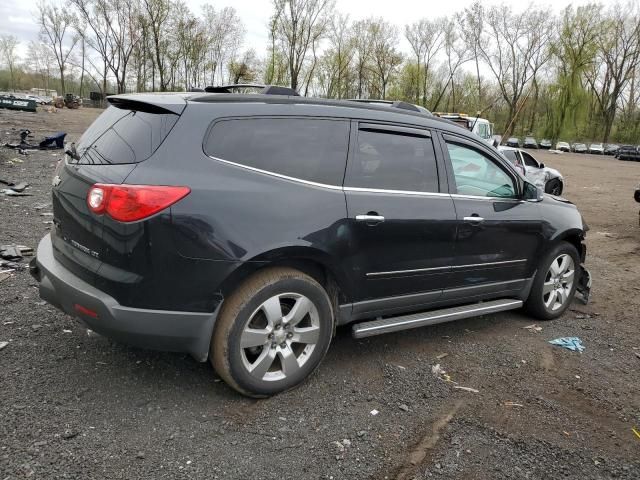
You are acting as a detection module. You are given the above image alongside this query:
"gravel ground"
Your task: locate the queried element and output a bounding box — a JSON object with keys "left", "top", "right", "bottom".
{"left": 1, "top": 107, "right": 639, "bottom": 479}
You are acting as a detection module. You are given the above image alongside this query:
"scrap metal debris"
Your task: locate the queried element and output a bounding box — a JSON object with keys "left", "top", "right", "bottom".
{"left": 432, "top": 363, "right": 454, "bottom": 383}
{"left": 0, "top": 269, "right": 14, "bottom": 282}
{"left": 0, "top": 341, "right": 8, "bottom": 351}
{"left": 523, "top": 324, "right": 543, "bottom": 332}
{"left": 453, "top": 386, "right": 479, "bottom": 394}
{"left": 549, "top": 337, "right": 585, "bottom": 352}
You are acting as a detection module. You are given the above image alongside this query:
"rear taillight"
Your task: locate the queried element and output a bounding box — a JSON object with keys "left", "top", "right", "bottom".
{"left": 87, "top": 184, "right": 190, "bottom": 222}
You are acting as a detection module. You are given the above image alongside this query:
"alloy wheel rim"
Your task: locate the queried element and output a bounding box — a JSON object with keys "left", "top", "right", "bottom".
{"left": 543, "top": 254, "right": 575, "bottom": 311}
{"left": 240, "top": 293, "right": 320, "bottom": 382}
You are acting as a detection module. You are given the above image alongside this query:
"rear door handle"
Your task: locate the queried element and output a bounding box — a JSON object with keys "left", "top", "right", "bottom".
{"left": 355, "top": 214, "right": 385, "bottom": 224}
{"left": 463, "top": 216, "right": 484, "bottom": 223}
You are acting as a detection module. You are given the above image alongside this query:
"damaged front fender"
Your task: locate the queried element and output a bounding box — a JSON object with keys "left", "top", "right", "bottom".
{"left": 576, "top": 266, "right": 592, "bottom": 304}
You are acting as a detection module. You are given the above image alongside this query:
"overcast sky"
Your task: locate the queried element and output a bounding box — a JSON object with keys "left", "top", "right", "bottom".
{"left": 2, "top": 0, "right": 609, "bottom": 58}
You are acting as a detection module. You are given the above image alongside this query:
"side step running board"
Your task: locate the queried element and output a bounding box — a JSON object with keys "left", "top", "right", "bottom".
{"left": 352, "top": 299, "right": 523, "bottom": 339}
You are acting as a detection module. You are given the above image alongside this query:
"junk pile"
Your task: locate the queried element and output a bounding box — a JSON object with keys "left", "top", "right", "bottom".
{"left": 0, "top": 244, "right": 33, "bottom": 283}
{"left": 3, "top": 129, "right": 67, "bottom": 155}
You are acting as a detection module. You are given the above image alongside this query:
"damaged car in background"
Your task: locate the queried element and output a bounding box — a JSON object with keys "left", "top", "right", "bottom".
{"left": 498, "top": 146, "right": 564, "bottom": 196}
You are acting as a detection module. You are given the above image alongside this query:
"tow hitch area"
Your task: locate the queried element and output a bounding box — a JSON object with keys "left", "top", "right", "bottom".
{"left": 576, "top": 266, "right": 592, "bottom": 304}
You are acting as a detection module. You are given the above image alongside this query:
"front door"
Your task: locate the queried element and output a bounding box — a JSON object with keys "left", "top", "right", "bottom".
{"left": 342, "top": 122, "right": 457, "bottom": 318}
{"left": 441, "top": 133, "right": 544, "bottom": 296}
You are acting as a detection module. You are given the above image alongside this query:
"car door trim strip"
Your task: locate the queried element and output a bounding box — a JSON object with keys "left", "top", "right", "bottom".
{"left": 366, "top": 259, "right": 527, "bottom": 277}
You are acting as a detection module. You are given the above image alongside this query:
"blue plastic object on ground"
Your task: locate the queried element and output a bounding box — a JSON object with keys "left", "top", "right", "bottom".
{"left": 549, "top": 337, "right": 585, "bottom": 352}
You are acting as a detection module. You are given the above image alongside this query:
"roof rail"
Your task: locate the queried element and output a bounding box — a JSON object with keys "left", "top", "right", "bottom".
{"left": 348, "top": 99, "right": 431, "bottom": 115}
{"left": 390, "top": 101, "right": 422, "bottom": 113}
{"left": 203, "top": 84, "right": 300, "bottom": 96}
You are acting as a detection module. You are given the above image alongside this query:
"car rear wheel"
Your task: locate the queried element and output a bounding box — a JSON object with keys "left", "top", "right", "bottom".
{"left": 525, "top": 242, "right": 579, "bottom": 320}
{"left": 545, "top": 178, "right": 563, "bottom": 196}
{"left": 211, "top": 267, "right": 333, "bottom": 397}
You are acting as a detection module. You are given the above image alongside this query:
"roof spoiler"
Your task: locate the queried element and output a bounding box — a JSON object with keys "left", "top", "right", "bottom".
{"left": 107, "top": 96, "right": 186, "bottom": 115}
{"left": 203, "top": 84, "right": 300, "bottom": 96}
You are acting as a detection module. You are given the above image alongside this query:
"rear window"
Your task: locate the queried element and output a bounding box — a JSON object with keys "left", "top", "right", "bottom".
{"left": 204, "top": 118, "right": 349, "bottom": 185}
{"left": 72, "top": 106, "right": 178, "bottom": 165}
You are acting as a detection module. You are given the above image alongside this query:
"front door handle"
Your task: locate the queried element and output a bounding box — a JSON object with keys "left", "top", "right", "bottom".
{"left": 463, "top": 216, "right": 484, "bottom": 223}
{"left": 355, "top": 214, "right": 385, "bottom": 224}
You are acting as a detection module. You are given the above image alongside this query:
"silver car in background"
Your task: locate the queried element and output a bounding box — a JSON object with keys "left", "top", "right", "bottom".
{"left": 498, "top": 146, "right": 565, "bottom": 196}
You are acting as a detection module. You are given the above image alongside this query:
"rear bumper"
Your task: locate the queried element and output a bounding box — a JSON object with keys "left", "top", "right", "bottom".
{"left": 30, "top": 234, "right": 217, "bottom": 361}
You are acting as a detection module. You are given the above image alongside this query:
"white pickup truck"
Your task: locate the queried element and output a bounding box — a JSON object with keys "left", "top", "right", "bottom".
{"left": 433, "top": 113, "right": 494, "bottom": 146}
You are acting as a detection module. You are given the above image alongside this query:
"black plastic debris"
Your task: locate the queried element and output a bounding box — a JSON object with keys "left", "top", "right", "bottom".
{"left": 0, "top": 245, "right": 33, "bottom": 261}
{"left": 39, "top": 132, "right": 67, "bottom": 149}
{"left": 4, "top": 129, "right": 67, "bottom": 151}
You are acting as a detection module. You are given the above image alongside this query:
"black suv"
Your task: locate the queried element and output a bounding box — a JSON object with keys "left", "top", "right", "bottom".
{"left": 31, "top": 86, "right": 591, "bottom": 397}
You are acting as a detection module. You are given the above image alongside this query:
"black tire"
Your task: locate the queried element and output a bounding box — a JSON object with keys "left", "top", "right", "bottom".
{"left": 211, "top": 267, "right": 333, "bottom": 397}
{"left": 525, "top": 242, "right": 580, "bottom": 320}
{"left": 545, "top": 178, "right": 563, "bottom": 196}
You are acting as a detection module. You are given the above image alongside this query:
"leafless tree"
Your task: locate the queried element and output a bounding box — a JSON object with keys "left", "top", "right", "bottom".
{"left": 202, "top": 6, "right": 244, "bottom": 86}
{"left": 27, "top": 41, "right": 55, "bottom": 93}
{"left": 478, "top": 5, "right": 552, "bottom": 138}
{"left": 586, "top": 1, "right": 640, "bottom": 143}
{"left": 142, "top": 0, "right": 172, "bottom": 91}
{"left": 317, "top": 13, "right": 354, "bottom": 98}
{"left": 352, "top": 19, "right": 373, "bottom": 98}
{"left": 271, "top": 0, "right": 334, "bottom": 91}
{"left": 405, "top": 18, "right": 445, "bottom": 107}
{"left": 368, "top": 19, "right": 403, "bottom": 99}
{"left": 459, "top": 1, "right": 485, "bottom": 109}
{"left": 229, "top": 49, "right": 260, "bottom": 84}
{"left": 0, "top": 35, "right": 20, "bottom": 91}
{"left": 36, "top": 1, "right": 78, "bottom": 95}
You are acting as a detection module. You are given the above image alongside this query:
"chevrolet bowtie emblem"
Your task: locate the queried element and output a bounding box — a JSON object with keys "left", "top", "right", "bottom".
{"left": 52, "top": 175, "right": 61, "bottom": 187}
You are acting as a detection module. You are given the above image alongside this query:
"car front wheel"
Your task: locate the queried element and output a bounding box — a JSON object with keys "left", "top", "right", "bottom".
{"left": 211, "top": 267, "right": 334, "bottom": 397}
{"left": 545, "top": 178, "right": 563, "bottom": 196}
{"left": 525, "top": 242, "right": 580, "bottom": 320}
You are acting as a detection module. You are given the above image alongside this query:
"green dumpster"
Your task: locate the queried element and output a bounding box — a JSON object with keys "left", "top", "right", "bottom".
{"left": 0, "top": 96, "right": 37, "bottom": 112}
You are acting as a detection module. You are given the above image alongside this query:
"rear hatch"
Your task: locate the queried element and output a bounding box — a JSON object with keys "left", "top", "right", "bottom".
{"left": 51, "top": 97, "right": 184, "bottom": 285}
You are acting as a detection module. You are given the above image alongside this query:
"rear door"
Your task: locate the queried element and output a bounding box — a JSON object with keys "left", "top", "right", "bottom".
{"left": 441, "top": 133, "right": 543, "bottom": 294}
{"left": 342, "top": 121, "right": 457, "bottom": 316}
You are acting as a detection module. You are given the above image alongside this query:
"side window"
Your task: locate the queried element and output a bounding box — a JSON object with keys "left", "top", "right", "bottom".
{"left": 520, "top": 151, "right": 539, "bottom": 168}
{"left": 446, "top": 142, "right": 517, "bottom": 198}
{"left": 501, "top": 150, "right": 524, "bottom": 174}
{"left": 204, "top": 118, "right": 349, "bottom": 185}
{"left": 476, "top": 122, "right": 488, "bottom": 139}
{"left": 345, "top": 127, "right": 439, "bottom": 192}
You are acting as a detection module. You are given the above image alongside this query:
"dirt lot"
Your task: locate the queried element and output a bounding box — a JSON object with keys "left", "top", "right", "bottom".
{"left": 1, "top": 107, "right": 639, "bottom": 479}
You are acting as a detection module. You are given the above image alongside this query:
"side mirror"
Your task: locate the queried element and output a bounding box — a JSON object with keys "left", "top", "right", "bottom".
{"left": 523, "top": 181, "right": 544, "bottom": 202}
{"left": 492, "top": 138, "right": 500, "bottom": 148}
{"left": 539, "top": 163, "right": 545, "bottom": 168}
